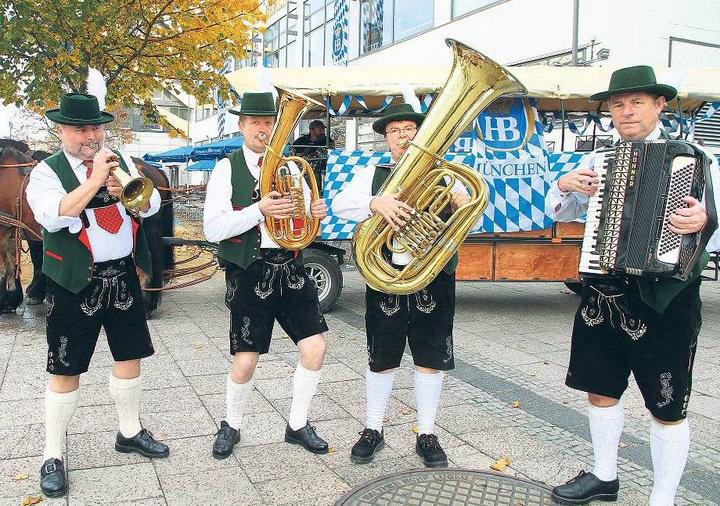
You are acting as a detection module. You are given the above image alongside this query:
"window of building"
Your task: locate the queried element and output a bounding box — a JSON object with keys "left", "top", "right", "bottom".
{"left": 264, "top": 6, "right": 298, "bottom": 68}
{"left": 360, "top": 0, "right": 433, "bottom": 55}
{"left": 452, "top": 0, "right": 506, "bottom": 19}
{"left": 303, "top": 0, "right": 335, "bottom": 66}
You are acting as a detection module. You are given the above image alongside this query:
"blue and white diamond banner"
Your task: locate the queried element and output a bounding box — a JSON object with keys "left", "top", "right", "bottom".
{"left": 320, "top": 149, "right": 590, "bottom": 240}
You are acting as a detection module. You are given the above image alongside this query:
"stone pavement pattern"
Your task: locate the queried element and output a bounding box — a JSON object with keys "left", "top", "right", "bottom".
{"left": 1, "top": 269, "right": 718, "bottom": 505}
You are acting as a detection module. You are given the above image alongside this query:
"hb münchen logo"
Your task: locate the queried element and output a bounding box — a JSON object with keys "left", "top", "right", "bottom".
{"left": 474, "top": 97, "right": 535, "bottom": 152}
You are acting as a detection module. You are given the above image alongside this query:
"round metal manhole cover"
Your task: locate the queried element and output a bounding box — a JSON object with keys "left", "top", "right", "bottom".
{"left": 337, "top": 468, "right": 554, "bottom": 506}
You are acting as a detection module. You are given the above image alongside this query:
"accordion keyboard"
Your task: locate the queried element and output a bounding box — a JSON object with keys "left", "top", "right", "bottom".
{"left": 578, "top": 152, "right": 611, "bottom": 276}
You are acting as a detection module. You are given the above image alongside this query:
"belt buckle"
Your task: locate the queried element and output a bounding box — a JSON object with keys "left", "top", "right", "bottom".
{"left": 44, "top": 462, "right": 57, "bottom": 474}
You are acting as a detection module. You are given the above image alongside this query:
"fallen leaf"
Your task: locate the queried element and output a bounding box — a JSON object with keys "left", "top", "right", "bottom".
{"left": 490, "top": 456, "right": 511, "bottom": 472}
{"left": 383, "top": 416, "right": 391, "bottom": 423}
{"left": 22, "top": 341, "right": 32, "bottom": 347}
{"left": 511, "top": 401, "right": 520, "bottom": 408}
{"left": 328, "top": 447, "right": 337, "bottom": 453}
{"left": 21, "top": 496, "right": 43, "bottom": 505}
{"left": 14, "top": 472, "right": 29, "bottom": 481}
{"left": 618, "top": 442, "right": 628, "bottom": 448}
{"left": 192, "top": 342, "right": 204, "bottom": 350}
{"left": 399, "top": 407, "right": 412, "bottom": 415}
{"left": 410, "top": 425, "right": 419, "bottom": 434}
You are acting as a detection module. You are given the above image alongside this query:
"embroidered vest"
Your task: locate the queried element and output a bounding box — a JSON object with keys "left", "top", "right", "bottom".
{"left": 41, "top": 150, "right": 152, "bottom": 294}
{"left": 371, "top": 165, "right": 458, "bottom": 275}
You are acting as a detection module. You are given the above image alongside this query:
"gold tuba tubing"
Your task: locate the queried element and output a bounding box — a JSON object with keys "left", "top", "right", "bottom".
{"left": 352, "top": 39, "right": 527, "bottom": 294}
{"left": 259, "top": 87, "right": 324, "bottom": 251}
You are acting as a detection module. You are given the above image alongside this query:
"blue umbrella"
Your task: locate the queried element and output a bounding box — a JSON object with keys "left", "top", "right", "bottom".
{"left": 143, "top": 146, "right": 193, "bottom": 163}
{"left": 187, "top": 159, "right": 217, "bottom": 171}
{"left": 191, "top": 136, "right": 244, "bottom": 160}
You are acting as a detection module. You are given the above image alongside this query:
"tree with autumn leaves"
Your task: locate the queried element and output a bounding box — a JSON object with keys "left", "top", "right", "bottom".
{"left": 0, "top": 0, "right": 267, "bottom": 123}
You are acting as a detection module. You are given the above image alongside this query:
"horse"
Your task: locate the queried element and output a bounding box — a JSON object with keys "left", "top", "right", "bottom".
{"left": 0, "top": 139, "right": 174, "bottom": 316}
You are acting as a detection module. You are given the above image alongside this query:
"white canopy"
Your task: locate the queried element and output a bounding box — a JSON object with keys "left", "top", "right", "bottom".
{"left": 225, "top": 64, "right": 720, "bottom": 113}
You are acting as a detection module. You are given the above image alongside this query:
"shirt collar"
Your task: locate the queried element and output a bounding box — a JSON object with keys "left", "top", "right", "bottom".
{"left": 615, "top": 122, "right": 664, "bottom": 143}
{"left": 63, "top": 149, "right": 88, "bottom": 171}
{"left": 242, "top": 143, "right": 262, "bottom": 170}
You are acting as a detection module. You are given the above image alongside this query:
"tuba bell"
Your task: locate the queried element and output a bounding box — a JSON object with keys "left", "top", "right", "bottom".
{"left": 258, "top": 87, "right": 324, "bottom": 251}
{"left": 352, "top": 39, "right": 527, "bottom": 295}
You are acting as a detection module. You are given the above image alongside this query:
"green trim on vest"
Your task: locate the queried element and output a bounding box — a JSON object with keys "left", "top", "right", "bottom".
{"left": 371, "top": 165, "right": 458, "bottom": 275}
{"left": 41, "top": 150, "right": 152, "bottom": 294}
{"left": 217, "top": 150, "right": 263, "bottom": 269}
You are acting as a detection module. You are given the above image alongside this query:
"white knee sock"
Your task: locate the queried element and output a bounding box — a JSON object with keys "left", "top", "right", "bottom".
{"left": 588, "top": 400, "right": 624, "bottom": 481}
{"left": 108, "top": 374, "right": 143, "bottom": 438}
{"left": 649, "top": 419, "right": 690, "bottom": 506}
{"left": 365, "top": 369, "right": 396, "bottom": 432}
{"left": 226, "top": 373, "right": 254, "bottom": 430}
{"left": 415, "top": 370, "right": 444, "bottom": 435}
{"left": 43, "top": 385, "right": 80, "bottom": 461}
{"left": 288, "top": 363, "right": 321, "bottom": 430}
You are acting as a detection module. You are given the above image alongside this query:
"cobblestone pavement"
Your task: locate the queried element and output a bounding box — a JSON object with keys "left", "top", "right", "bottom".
{"left": 1, "top": 268, "right": 718, "bottom": 505}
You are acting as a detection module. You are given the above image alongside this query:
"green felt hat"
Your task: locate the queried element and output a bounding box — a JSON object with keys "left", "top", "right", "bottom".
{"left": 228, "top": 92, "right": 277, "bottom": 116}
{"left": 45, "top": 93, "right": 114, "bottom": 125}
{"left": 590, "top": 65, "right": 677, "bottom": 102}
{"left": 372, "top": 103, "right": 426, "bottom": 134}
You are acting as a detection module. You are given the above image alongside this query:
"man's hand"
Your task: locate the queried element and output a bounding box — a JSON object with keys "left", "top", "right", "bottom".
{"left": 370, "top": 192, "right": 413, "bottom": 229}
{"left": 668, "top": 196, "right": 707, "bottom": 234}
{"left": 89, "top": 148, "right": 119, "bottom": 188}
{"left": 106, "top": 174, "right": 122, "bottom": 198}
{"left": 310, "top": 199, "right": 327, "bottom": 219}
{"left": 558, "top": 167, "right": 599, "bottom": 195}
{"left": 450, "top": 191, "right": 470, "bottom": 211}
{"left": 258, "top": 191, "right": 294, "bottom": 219}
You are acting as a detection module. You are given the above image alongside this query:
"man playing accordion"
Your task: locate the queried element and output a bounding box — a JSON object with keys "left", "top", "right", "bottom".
{"left": 547, "top": 66, "right": 720, "bottom": 505}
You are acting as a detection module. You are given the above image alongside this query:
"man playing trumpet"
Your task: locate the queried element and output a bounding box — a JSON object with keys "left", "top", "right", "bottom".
{"left": 332, "top": 103, "right": 470, "bottom": 467}
{"left": 26, "top": 92, "right": 167, "bottom": 498}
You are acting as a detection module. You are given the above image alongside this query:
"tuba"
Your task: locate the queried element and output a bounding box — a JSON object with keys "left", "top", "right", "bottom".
{"left": 352, "top": 39, "right": 527, "bottom": 294}
{"left": 259, "top": 87, "right": 323, "bottom": 250}
{"left": 107, "top": 155, "right": 154, "bottom": 213}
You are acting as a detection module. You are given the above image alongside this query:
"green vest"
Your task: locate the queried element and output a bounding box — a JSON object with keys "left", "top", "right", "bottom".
{"left": 216, "top": 150, "right": 305, "bottom": 269}
{"left": 217, "top": 150, "right": 262, "bottom": 269}
{"left": 371, "top": 165, "right": 458, "bottom": 274}
{"left": 617, "top": 130, "right": 707, "bottom": 314}
{"left": 41, "top": 150, "right": 152, "bottom": 294}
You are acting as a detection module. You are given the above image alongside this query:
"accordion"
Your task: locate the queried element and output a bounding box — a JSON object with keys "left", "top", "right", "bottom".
{"left": 579, "top": 140, "right": 717, "bottom": 281}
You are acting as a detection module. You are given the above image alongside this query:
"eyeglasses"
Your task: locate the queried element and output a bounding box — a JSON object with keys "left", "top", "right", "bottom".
{"left": 386, "top": 126, "right": 417, "bottom": 136}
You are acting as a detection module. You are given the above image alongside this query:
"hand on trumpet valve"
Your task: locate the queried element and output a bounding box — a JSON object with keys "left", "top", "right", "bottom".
{"left": 259, "top": 190, "right": 294, "bottom": 219}
{"left": 106, "top": 174, "right": 122, "bottom": 198}
{"left": 370, "top": 192, "right": 413, "bottom": 230}
{"left": 88, "top": 147, "right": 118, "bottom": 187}
{"left": 310, "top": 199, "right": 327, "bottom": 220}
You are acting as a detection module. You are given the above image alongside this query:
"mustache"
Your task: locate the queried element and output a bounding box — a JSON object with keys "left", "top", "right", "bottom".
{"left": 81, "top": 141, "right": 102, "bottom": 150}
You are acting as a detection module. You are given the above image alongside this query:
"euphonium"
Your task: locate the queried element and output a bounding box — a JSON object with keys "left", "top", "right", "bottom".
{"left": 107, "top": 155, "right": 154, "bottom": 213}
{"left": 259, "top": 87, "right": 323, "bottom": 250}
{"left": 352, "top": 39, "right": 527, "bottom": 294}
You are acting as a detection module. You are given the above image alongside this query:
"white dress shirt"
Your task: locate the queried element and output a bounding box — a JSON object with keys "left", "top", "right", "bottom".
{"left": 331, "top": 163, "right": 468, "bottom": 265}
{"left": 203, "top": 144, "right": 311, "bottom": 247}
{"left": 546, "top": 123, "right": 720, "bottom": 252}
{"left": 26, "top": 149, "right": 161, "bottom": 262}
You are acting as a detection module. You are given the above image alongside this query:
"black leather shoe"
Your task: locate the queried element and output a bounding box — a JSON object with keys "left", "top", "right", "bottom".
{"left": 115, "top": 428, "right": 169, "bottom": 458}
{"left": 351, "top": 428, "right": 385, "bottom": 464}
{"left": 40, "top": 458, "right": 67, "bottom": 498}
{"left": 416, "top": 433, "right": 448, "bottom": 468}
{"left": 551, "top": 470, "right": 619, "bottom": 504}
{"left": 285, "top": 423, "right": 329, "bottom": 454}
{"left": 212, "top": 421, "right": 240, "bottom": 459}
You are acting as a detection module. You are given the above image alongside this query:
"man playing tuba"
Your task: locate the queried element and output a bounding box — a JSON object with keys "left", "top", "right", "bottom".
{"left": 203, "top": 92, "right": 330, "bottom": 459}
{"left": 332, "top": 103, "right": 470, "bottom": 467}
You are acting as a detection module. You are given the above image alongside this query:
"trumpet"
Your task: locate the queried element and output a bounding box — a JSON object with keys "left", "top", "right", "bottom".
{"left": 107, "top": 155, "right": 154, "bottom": 213}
